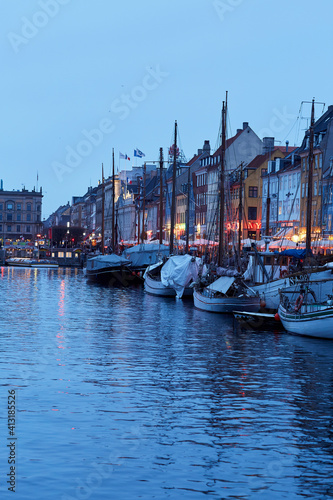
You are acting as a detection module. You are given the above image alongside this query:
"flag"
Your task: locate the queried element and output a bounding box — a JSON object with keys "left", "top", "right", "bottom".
{"left": 134, "top": 148, "right": 145, "bottom": 158}
{"left": 119, "top": 152, "right": 130, "bottom": 160}
{"left": 126, "top": 177, "right": 132, "bottom": 184}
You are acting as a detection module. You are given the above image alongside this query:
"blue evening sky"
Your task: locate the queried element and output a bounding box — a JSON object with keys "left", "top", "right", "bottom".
{"left": 1, "top": 0, "right": 332, "bottom": 218}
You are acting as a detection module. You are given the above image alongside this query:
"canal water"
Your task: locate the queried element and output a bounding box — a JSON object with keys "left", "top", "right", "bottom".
{"left": 0, "top": 267, "right": 332, "bottom": 500}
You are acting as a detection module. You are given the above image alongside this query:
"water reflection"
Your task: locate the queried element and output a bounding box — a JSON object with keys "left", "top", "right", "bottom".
{"left": 0, "top": 268, "right": 332, "bottom": 499}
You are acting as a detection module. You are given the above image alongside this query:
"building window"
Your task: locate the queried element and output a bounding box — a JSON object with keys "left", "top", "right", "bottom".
{"left": 319, "top": 155, "right": 322, "bottom": 168}
{"left": 7, "top": 213, "right": 12, "bottom": 221}
{"left": 58, "top": 252, "right": 64, "bottom": 258}
{"left": 313, "top": 210, "right": 316, "bottom": 226}
{"left": 17, "top": 213, "right": 21, "bottom": 221}
{"left": 26, "top": 225, "right": 31, "bottom": 233}
{"left": 16, "top": 225, "right": 20, "bottom": 232}
{"left": 27, "top": 203, "right": 31, "bottom": 211}
{"left": 301, "top": 211, "right": 304, "bottom": 226}
{"left": 26, "top": 213, "right": 31, "bottom": 221}
{"left": 302, "top": 183, "right": 305, "bottom": 198}
{"left": 302, "top": 158, "right": 306, "bottom": 171}
{"left": 7, "top": 203, "right": 13, "bottom": 210}
{"left": 314, "top": 181, "right": 317, "bottom": 196}
{"left": 306, "top": 183, "right": 308, "bottom": 196}
{"left": 7, "top": 225, "right": 12, "bottom": 232}
{"left": 66, "top": 252, "right": 72, "bottom": 258}
{"left": 248, "top": 207, "right": 257, "bottom": 220}
{"left": 17, "top": 203, "right": 21, "bottom": 210}
{"left": 0, "top": 214, "right": 2, "bottom": 221}
{"left": 0, "top": 203, "right": 3, "bottom": 210}
{"left": 0, "top": 224, "right": 2, "bottom": 231}
{"left": 248, "top": 186, "right": 258, "bottom": 198}
{"left": 278, "top": 202, "right": 282, "bottom": 215}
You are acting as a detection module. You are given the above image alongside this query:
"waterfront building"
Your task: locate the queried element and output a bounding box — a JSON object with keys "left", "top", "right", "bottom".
{"left": 260, "top": 142, "right": 298, "bottom": 236}
{"left": 174, "top": 140, "right": 210, "bottom": 242}
{"left": 297, "top": 105, "right": 333, "bottom": 239}
{"left": 206, "top": 122, "right": 263, "bottom": 242}
{"left": 0, "top": 184, "right": 43, "bottom": 242}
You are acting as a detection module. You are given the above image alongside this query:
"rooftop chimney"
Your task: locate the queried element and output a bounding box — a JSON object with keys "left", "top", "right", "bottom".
{"left": 286, "top": 140, "right": 289, "bottom": 152}
{"left": 202, "top": 140, "right": 210, "bottom": 155}
{"left": 262, "top": 137, "right": 275, "bottom": 154}
{"left": 237, "top": 128, "right": 242, "bottom": 134}
{"left": 243, "top": 122, "right": 249, "bottom": 130}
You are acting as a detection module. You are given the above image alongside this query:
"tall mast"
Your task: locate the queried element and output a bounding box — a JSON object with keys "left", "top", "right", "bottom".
{"left": 112, "top": 149, "right": 115, "bottom": 252}
{"left": 238, "top": 162, "right": 243, "bottom": 260}
{"left": 306, "top": 98, "right": 315, "bottom": 258}
{"left": 185, "top": 163, "right": 191, "bottom": 254}
{"left": 169, "top": 120, "right": 177, "bottom": 254}
{"left": 265, "top": 148, "right": 271, "bottom": 236}
{"left": 159, "top": 147, "right": 164, "bottom": 245}
{"left": 101, "top": 163, "right": 105, "bottom": 255}
{"left": 218, "top": 99, "right": 226, "bottom": 266}
{"left": 137, "top": 180, "right": 141, "bottom": 245}
{"left": 141, "top": 162, "right": 146, "bottom": 243}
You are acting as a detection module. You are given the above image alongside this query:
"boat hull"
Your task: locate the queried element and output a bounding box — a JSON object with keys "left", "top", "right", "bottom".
{"left": 233, "top": 311, "right": 284, "bottom": 330}
{"left": 278, "top": 304, "right": 333, "bottom": 339}
{"left": 6, "top": 258, "right": 58, "bottom": 268}
{"left": 144, "top": 274, "right": 193, "bottom": 297}
{"left": 250, "top": 269, "right": 333, "bottom": 310}
{"left": 193, "top": 289, "right": 260, "bottom": 313}
{"left": 86, "top": 267, "right": 140, "bottom": 286}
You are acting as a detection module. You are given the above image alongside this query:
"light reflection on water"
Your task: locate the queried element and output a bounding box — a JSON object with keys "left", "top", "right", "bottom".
{"left": 0, "top": 267, "right": 332, "bottom": 500}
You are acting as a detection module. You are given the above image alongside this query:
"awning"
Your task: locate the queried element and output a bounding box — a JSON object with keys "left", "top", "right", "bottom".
{"left": 274, "top": 227, "right": 293, "bottom": 239}
{"left": 207, "top": 276, "right": 235, "bottom": 293}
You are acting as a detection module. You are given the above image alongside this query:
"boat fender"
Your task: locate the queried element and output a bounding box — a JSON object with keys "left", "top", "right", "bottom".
{"left": 274, "top": 312, "right": 280, "bottom": 322}
{"left": 294, "top": 294, "right": 304, "bottom": 312}
{"left": 260, "top": 299, "right": 266, "bottom": 309}
{"left": 280, "top": 269, "right": 288, "bottom": 279}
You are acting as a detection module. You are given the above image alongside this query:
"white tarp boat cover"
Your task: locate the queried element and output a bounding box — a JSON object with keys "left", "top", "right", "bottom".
{"left": 207, "top": 276, "right": 235, "bottom": 294}
{"left": 123, "top": 244, "right": 169, "bottom": 268}
{"left": 87, "top": 254, "right": 130, "bottom": 271}
{"left": 161, "top": 255, "right": 201, "bottom": 298}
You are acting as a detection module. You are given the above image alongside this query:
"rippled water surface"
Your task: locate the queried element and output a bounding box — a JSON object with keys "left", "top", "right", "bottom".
{"left": 0, "top": 267, "right": 333, "bottom": 500}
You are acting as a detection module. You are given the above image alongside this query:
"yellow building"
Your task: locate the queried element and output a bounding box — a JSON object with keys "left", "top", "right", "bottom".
{"left": 229, "top": 148, "right": 288, "bottom": 240}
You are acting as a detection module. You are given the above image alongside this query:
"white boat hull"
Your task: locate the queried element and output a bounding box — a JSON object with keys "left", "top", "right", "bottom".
{"left": 278, "top": 303, "right": 333, "bottom": 339}
{"left": 144, "top": 274, "right": 193, "bottom": 297}
{"left": 250, "top": 269, "right": 333, "bottom": 310}
{"left": 6, "top": 258, "right": 58, "bottom": 268}
{"left": 193, "top": 289, "right": 260, "bottom": 313}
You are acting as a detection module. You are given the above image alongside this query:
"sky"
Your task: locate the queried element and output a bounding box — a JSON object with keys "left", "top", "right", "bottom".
{"left": 1, "top": 0, "right": 332, "bottom": 219}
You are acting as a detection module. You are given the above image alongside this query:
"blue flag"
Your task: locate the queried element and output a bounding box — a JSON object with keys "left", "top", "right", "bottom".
{"left": 134, "top": 148, "right": 145, "bottom": 158}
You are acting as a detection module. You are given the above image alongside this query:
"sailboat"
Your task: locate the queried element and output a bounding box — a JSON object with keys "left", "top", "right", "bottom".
{"left": 193, "top": 94, "right": 261, "bottom": 313}
{"left": 278, "top": 283, "right": 333, "bottom": 339}
{"left": 244, "top": 99, "right": 333, "bottom": 310}
{"left": 143, "top": 126, "right": 200, "bottom": 297}
{"left": 85, "top": 158, "right": 133, "bottom": 285}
